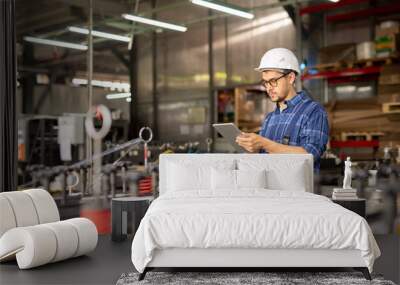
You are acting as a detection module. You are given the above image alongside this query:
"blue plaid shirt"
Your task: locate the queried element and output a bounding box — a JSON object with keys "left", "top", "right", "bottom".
{"left": 259, "top": 91, "right": 329, "bottom": 171}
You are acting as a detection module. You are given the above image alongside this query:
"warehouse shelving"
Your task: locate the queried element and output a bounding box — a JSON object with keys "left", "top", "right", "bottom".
{"left": 300, "top": 0, "right": 369, "bottom": 15}
{"left": 300, "top": 0, "right": 400, "bottom": 83}
{"left": 302, "top": 55, "right": 399, "bottom": 81}
{"left": 300, "top": 0, "right": 400, "bottom": 21}
{"left": 330, "top": 140, "right": 380, "bottom": 148}
{"left": 299, "top": 0, "right": 400, "bottom": 159}
{"left": 326, "top": 3, "right": 400, "bottom": 22}
{"left": 215, "top": 84, "right": 272, "bottom": 133}
{"left": 302, "top": 66, "right": 381, "bottom": 81}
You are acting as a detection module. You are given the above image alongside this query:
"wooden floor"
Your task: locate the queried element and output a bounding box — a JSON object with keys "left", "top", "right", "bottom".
{"left": 0, "top": 234, "right": 398, "bottom": 285}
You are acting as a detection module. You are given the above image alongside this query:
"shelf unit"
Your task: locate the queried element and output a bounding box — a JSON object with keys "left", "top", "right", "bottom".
{"left": 302, "top": 66, "right": 381, "bottom": 81}
{"left": 215, "top": 84, "right": 273, "bottom": 133}
{"left": 213, "top": 84, "right": 274, "bottom": 153}
{"left": 300, "top": 0, "right": 400, "bottom": 21}
{"left": 302, "top": 56, "right": 399, "bottom": 82}
{"left": 330, "top": 140, "right": 380, "bottom": 148}
{"left": 300, "top": 1, "right": 400, "bottom": 158}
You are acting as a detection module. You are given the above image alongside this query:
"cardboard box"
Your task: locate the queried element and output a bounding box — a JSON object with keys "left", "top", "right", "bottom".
{"left": 379, "top": 65, "right": 400, "bottom": 85}
{"left": 379, "top": 74, "right": 400, "bottom": 85}
{"left": 378, "top": 84, "right": 400, "bottom": 95}
{"left": 378, "top": 93, "right": 400, "bottom": 103}
{"left": 356, "top": 41, "right": 375, "bottom": 60}
{"left": 375, "top": 33, "right": 400, "bottom": 55}
{"left": 380, "top": 64, "right": 400, "bottom": 74}
{"left": 376, "top": 26, "right": 400, "bottom": 38}
{"left": 318, "top": 43, "right": 356, "bottom": 64}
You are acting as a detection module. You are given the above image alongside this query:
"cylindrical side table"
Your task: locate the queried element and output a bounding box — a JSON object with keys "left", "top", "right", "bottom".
{"left": 111, "top": 196, "right": 153, "bottom": 242}
{"left": 332, "top": 198, "right": 366, "bottom": 218}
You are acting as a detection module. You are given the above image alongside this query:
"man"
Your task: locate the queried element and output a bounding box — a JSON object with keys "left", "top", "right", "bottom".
{"left": 236, "top": 48, "right": 329, "bottom": 171}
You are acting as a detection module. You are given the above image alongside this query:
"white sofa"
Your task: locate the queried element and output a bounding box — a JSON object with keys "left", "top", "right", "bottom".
{"left": 0, "top": 189, "right": 98, "bottom": 269}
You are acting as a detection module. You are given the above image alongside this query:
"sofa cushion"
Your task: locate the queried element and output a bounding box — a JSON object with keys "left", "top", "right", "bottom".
{"left": 24, "top": 189, "right": 60, "bottom": 224}
{"left": 0, "top": 189, "right": 60, "bottom": 239}
{"left": 0, "top": 192, "right": 39, "bottom": 227}
{"left": 0, "top": 196, "right": 17, "bottom": 238}
{"left": 0, "top": 226, "right": 57, "bottom": 269}
{"left": 65, "top": 218, "right": 98, "bottom": 257}
{"left": 0, "top": 218, "right": 98, "bottom": 269}
{"left": 42, "top": 221, "right": 79, "bottom": 262}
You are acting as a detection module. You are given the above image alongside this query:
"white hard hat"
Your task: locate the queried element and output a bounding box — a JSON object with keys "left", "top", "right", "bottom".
{"left": 255, "top": 48, "right": 300, "bottom": 74}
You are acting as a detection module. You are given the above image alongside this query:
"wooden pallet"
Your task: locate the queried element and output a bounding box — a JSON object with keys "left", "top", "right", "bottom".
{"left": 345, "top": 56, "right": 396, "bottom": 69}
{"left": 382, "top": 102, "right": 400, "bottom": 114}
{"left": 304, "top": 62, "right": 344, "bottom": 73}
{"left": 305, "top": 55, "right": 399, "bottom": 74}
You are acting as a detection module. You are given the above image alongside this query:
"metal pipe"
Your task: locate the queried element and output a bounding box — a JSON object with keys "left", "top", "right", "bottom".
{"left": 152, "top": 0, "right": 158, "bottom": 139}
{"left": 208, "top": 9, "right": 215, "bottom": 148}
{"left": 71, "top": 138, "right": 142, "bottom": 169}
{"left": 129, "top": 37, "right": 138, "bottom": 139}
{"left": 322, "top": 13, "right": 329, "bottom": 104}
{"left": 86, "top": 0, "right": 94, "bottom": 194}
{"left": 110, "top": 171, "right": 116, "bottom": 198}
{"left": 128, "top": 0, "right": 140, "bottom": 139}
{"left": 87, "top": 0, "right": 93, "bottom": 111}
{"left": 224, "top": 17, "right": 230, "bottom": 86}
{"left": 295, "top": 3, "right": 302, "bottom": 92}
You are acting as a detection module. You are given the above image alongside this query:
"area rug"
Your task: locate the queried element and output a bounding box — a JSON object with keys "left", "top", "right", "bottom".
{"left": 116, "top": 271, "right": 396, "bottom": 285}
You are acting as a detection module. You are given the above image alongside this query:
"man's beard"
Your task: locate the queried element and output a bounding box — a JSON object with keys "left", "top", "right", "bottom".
{"left": 269, "top": 94, "right": 285, "bottom": 103}
{"left": 268, "top": 89, "right": 288, "bottom": 103}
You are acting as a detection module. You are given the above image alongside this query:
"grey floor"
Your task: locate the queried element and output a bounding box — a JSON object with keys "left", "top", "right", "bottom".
{"left": 1, "top": 234, "right": 399, "bottom": 285}
{"left": 0, "top": 235, "right": 134, "bottom": 285}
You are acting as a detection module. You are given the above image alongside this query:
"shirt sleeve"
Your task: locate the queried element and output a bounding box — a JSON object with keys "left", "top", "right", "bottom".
{"left": 258, "top": 113, "right": 272, "bottom": 154}
{"left": 299, "top": 108, "right": 329, "bottom": 162}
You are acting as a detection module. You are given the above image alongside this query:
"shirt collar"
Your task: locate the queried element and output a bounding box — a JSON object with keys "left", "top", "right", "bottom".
{"left": 275, "top": 90, "right": 308, "bottom": 111}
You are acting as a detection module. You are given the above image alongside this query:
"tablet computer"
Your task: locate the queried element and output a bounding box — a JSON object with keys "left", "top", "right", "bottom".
{"left": 213, "top": 123, "right": 248, "bottom": 153}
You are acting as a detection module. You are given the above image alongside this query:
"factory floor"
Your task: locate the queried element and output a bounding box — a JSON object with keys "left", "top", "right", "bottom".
{"left": 0, "top": 235, "right": 399, "bottom": 285}
{"left": 0, "top": 235, "right": 133, "bottom": 285}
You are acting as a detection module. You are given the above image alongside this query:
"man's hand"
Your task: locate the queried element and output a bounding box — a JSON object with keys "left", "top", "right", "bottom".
{"left": 236, "top": 132, "right": 264, "bottom": 153}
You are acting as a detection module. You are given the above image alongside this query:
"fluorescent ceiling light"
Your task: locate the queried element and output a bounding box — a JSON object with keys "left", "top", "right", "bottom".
{"left": 358, "top": 86, "right": 372, "bottom": 93}
{"left": 191, "top": 0, "right": 254, "bottom": 19}
{"left": 106, "top": 92, "right": 131, "bottom": 100}
{"left": 122, "top": 13, "right": 187, "bottom": 32}
{"left": 67, "top": 26, "right": 131, "bottom": 43}
{"left": 336, "top": 86, "right": 356, "bottom": 93}
{"left": 328, "top": 0, "right": 340, "bottom": 2}
{"left": 24, "top": 36, "right": 88, "bottom": 50}
{"left": 72, "top": 78, "right": 130, "bottom": 92}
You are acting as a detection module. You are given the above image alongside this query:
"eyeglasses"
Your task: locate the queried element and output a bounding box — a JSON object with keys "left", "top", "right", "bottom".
{"left": 261, "top": 72, "right": 289, "bottom": 88}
